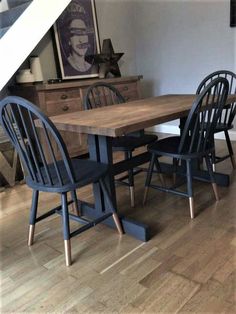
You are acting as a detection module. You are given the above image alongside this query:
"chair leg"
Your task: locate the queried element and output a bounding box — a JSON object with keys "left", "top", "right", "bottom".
{"left": 99, "top": 178, "right": 123, "bottom": 235}
{"left": 186, "top": 160, "right": 194, "bottom": 219}
{"left": 211, "top": 140, "right": 216, "bottom": 172}
{"left": 125, "top": 151, "right": 135, "bottom": 207}
{"left": 205, "top": 156, "right": 220, "bottom": 201}
{"left": 61, "top": 193, "right": 72, "bottom": 266}
{"left": 154, "top": 156, "right": 165, "bottom": 187}
{"left": 225, "top": 130, "right": 236, "bottom": 169}
{"left": 189, "top": 197, "right": 194, "bottom": 219}
{"left": 112, "top": 213, "right": 124, "bottom": 236}
{"left": 212, "top": 161, "right": 216, "bottom": 172}
{"left": 143, "top": 154, "right": 156, "bottom": 205}
{"left": 28, "top": 190, "right": 39, "bottom": 246}
{"left": 70, "top": 190, "right": 80, "bottom": 216}
{"left": 173, "top": 158, "right": 179, "bottom": 185}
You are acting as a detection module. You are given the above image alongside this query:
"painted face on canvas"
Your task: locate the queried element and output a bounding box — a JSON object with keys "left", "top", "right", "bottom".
{"left": 69, "top": 19, "right": 89, "bottom": 57}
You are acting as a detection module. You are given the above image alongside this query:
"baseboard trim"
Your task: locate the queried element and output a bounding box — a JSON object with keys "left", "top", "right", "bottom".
{"left": 147, "top": 125, "right": 236, "bottom": 141}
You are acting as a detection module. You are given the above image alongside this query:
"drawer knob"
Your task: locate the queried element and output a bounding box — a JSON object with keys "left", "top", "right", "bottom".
{"left": 61, "top": 94, "right": 68, "bottom": 100}
{"left": 62, "top": 105, "right": 69, "bottom": 111}
{"left": 123, "top": 86, "right": 129, "bottom": 91}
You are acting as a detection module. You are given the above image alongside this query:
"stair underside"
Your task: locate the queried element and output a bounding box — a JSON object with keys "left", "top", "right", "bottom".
{"left": 0, "top": 1, "right": 32, "bottom": 38}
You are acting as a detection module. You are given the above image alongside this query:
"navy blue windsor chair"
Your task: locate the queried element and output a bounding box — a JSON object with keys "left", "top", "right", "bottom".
{"left": 83, "top": 82, "right": 158, "bottom": 207}
{"left": 0, "top": 96, "right": 123, "bottom": 266}
{"left": 143, "top": 77, "right": 229, "bottom": 219}
{"left": 196, "top": 70, "right": 236, "bottom": 170}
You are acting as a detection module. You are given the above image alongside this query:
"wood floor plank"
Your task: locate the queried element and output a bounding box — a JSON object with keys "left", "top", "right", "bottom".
{"left": 139, "top": 254, "right": 182, "bottom": 287}
{"left": 132, "top": 271, "right": 200, "bottom": 313}
{"left": 213, "top": 255, "right": 235, "bottom": 283}
{"left": 172, "top": 227, "right": 235, "bottom": 284}
{"left": 81, "top": 273, "right": 146, "bottom": 313}
{"left": 1, "top": 268, "right": 66, "bottom": 311}
{"left": 178, "top": 278, "right": 235, "bottom": 313}
{"left": 23, "top": 276, "right": 93, "bottom": 313}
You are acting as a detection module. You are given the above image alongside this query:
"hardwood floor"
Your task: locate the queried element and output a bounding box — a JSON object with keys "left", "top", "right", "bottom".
{"left": 0, "top": 137, "right": 235, "bottom": 313}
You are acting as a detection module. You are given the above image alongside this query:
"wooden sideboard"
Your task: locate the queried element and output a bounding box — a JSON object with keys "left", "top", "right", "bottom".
{"left": 9, "top": 75, "right": 143, "bottom": 157}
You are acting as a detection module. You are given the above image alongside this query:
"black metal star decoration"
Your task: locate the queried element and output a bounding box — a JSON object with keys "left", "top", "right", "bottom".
{"left": 85, "top": 39, "right": 124, "bottom": 78}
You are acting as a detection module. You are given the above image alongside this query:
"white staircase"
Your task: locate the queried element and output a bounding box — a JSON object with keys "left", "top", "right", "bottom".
{"left": 0, "top": 0, "right": 71, "bottom": 91}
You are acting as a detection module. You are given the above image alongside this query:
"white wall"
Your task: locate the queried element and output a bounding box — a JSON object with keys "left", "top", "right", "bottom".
{"left": 234, "top": 28, "right": 236, "bottom": 72}
{"left": 96, "top": 0, "right": 137, "bottom": 75}
{"left": 133, "top": 0, "right": 236, "bottom": 137}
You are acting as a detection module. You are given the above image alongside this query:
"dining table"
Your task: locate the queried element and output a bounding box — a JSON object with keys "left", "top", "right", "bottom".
{"left": 49, "top": 94, "right": 236, "bottom": 241}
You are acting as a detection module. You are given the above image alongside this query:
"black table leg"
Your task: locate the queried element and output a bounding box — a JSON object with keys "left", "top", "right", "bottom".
{"left": 83, "top": 134, "right": 150, "bottom": 242}
{"left": 97, "top": 135, "right": 117, "bottom": 208}
{"left": 87, "top": 134, "right": 105, "bottom": 212}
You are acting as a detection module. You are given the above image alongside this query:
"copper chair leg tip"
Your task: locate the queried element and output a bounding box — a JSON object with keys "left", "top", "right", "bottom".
{"left": 212, "top": 183, "right": 220, "bottom": 202}
{"left": 66, "top": 260, "right": 72, "bottom": 267}
{"left": 130, "top": 186, "right": 135, "bottom": 207}
{"left": 118, "top": 229, "right": 124, "bottom": 236}
{"left": 190, "top": 210, "right": 195, "bottom": 219}
{"left": 189, "top": 197, "right": 195, "bottom": 219}
{"left": 64, "top": 240, "right": 72, "bottom": 266}
{"left": 28, "top": 224, "right": 35, "bottom": 246}
{"left": 113, "top": 214, "right": 124, "bottom": 235}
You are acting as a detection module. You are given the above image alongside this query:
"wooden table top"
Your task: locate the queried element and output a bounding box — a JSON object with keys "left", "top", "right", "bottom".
{"left": 50, "top": 94, "right": 236, "bottom": 137}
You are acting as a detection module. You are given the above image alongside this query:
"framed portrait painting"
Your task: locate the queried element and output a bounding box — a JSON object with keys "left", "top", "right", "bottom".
{"left": 54, "top": 0, "right": 100, "bottom": 79}
{"left": 230, "top": 0, "right": 236, "bottom": 27}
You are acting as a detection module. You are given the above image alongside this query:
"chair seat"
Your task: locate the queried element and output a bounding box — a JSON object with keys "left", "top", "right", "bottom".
{"left": 112, "top": 134, "right": 157, "bottom": 152}
{"left": 148, "top": 136, "right": 213, "bottom": 159}
{"left": 26, "top": 159, "right": 108, "bottom": 193}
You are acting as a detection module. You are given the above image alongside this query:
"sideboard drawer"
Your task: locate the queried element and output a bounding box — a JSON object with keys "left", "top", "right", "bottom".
{"left": 44, "top": 89, "right": 81, "bottom": 102}
{"left": 123, "top": 91, "right": 140, "bottom": 102}
{"left": 116, "top": 82, "right": 140, "bottom": 101}
{"left": 116, "top": 82, "right": 137, "bottom": 94}
{"left": 45, "top": 99, "right": 82, "bottom": 116}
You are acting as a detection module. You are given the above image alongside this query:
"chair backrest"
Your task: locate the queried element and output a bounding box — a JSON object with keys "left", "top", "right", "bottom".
{"left": 0, "top": 96, "right": 76, "bottom": 188}
{"left": 196, "top": 70, "right": 236, "bottom": 127}
{"left": 179, "top": 77, "right": 229, "bottom": 155}
{"left": 83, "top": 82, "right": 125, "bottom": 110}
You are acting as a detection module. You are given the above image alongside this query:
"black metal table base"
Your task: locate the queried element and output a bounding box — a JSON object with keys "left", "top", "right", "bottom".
{"left": 80, "top": 201, "right": 150, "bottom": 241}
{"left": 87, "top": 134, "right": 151, "bottom": 241}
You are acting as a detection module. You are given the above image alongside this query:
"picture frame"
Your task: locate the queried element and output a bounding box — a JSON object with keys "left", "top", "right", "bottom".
{"left": 53, "top": 0, "right": 100, "bottom": 80}
{"left": 230, "top": 0, "right": 236, "bottom": 27}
